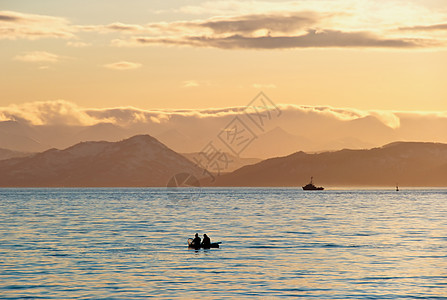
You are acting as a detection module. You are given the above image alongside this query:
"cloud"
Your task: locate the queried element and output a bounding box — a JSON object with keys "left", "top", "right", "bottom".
{"left": 182, "top": 80, "right": 200, "bottom": 88}
{"left": 370, "top": 111, "right": 401, "bottom": 129}
{"left": 399, "top": 23, "right": 447, "bottom": 31}
{"left": 14, "top": 51, "right": 60, "bottom": 63}
{"left": 77, "top": 22, "right": 148, "bottom": 34}
{"left": 173, "top": 0, "right": 447, "bottom": 32}
{"left": 105, "top": 23, "right": 144, "bottom": 32}
{"left": 3, "top": 99, "right": 447, "bottom": 131}
{"left": 103, "top": 61, "right": 142, "bottom": 70}
{"left": 66, "top": 41, "right": 90, "bottom": 47}
{"left": 109, "top": 1, "right": 447, "bottom": 50}
{"left": 0, "top": 10, "right": 74, "bottom": 40}
{"left": 253, "top": 83, "right": 276, "bottom": 89}
{"left": 0, "top": 100, "right": 100, "bottom": 126}
{"left": 109, "top": 10, "right": 440, "bottom": 49}
{"left": 174, "top": 0, "right": 342, "bottom": 16}
{"left": 104, "top": 13, "right": 319, "bottom": 39}
{"left": 2, "top": 4, "right": 446, "bottom": 49}
{"left": 190, "top": 12, "right": 318, "bottom": 35}
{"left": 287, "top": 104, "right": 367, "bottom": 122}
{"left": 126, "top": 29, "right": 428, "bottom": 49}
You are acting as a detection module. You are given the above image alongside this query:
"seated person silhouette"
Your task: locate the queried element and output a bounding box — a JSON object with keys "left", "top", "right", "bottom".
{"left": 201, "top": 234, "right": 211, "bottom": 249}
{"left": 192, "top": 233, "right": 201, "bottom": 249}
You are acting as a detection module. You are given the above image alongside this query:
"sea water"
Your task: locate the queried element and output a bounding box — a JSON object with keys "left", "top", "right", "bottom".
{"left": 0, "top": 188, "right": 446, "bottom": 299}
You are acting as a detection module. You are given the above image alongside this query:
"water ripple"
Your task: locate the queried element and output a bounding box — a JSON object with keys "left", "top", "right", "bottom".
{"left": 0, "top": 188, "right": 446, "bottom": 299}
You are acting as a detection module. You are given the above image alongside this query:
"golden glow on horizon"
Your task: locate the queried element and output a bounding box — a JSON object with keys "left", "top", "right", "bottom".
{"left": 1, "top": 0, "right": 447, "bottom": 111}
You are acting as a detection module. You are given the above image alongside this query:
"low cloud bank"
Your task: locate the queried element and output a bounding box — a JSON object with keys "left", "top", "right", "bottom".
{"left": 1, "top": 100, "right": 446, "bottom": 130}
{"left": 1, "top": 100, "right": 447, "bottom": 155}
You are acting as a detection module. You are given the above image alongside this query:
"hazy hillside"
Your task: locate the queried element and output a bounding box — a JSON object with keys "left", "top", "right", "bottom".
{"left": 0, "top": 148, "right": 31, "bottom": 161}
{"left": 0, "top": 135, "right": 204, "bottom": 187}
{"left": 0, "top": 121, "right": 47, "bottom": 152}
{"left": 2, "top": 137, "right": 447, "bottom": 187}
{"left": 208, "top": 142, "right": 447, "bottom": 187}
{"left": 182, "top": 152, "right": 261, "bottom": 172}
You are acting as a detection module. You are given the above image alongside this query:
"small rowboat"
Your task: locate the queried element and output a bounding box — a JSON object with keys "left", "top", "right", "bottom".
{"left": 187, "top": 238, "right": 220, "bottom": 249}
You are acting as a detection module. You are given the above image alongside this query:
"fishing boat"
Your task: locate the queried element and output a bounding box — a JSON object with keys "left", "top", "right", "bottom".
{"left": 302, "top": 176, "right": 324, "bottom": 191}
{"left": 187, "top": 238, "right": 220, "bottom": 249}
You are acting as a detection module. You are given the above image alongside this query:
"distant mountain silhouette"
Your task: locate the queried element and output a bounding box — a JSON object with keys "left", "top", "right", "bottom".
{"left": 208, "top": 142, "right": 447, "bottom": 187}
{"left": 72, "top": 122, "right": 130, "bottom": 144}
{"left": 243, "top": 127, "right": 313, "bottom": 158}
{"left": 0, "top": 148, "right": 31, "bottom": 161}
{"left": 341, "top": 115, "right": 398, "bottom": 143}
{"left": 315, "top": 136, "right": 374, "bottom": 152}
{"left": 0, "top": 121, "right": 47, "bottom": 152}
{"left": 0, "top": 135, "right": 203, "bottom": 187}
{"left": 181, "top": 152, "right": 261, "bottom": 172}
{"left": 155, "top": 129, "right": 196, "bottom": 153}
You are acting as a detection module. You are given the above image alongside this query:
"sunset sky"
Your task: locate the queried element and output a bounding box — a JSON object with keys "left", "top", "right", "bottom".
{"left": 1, "top": 0, "right": 447, "bottom": 112}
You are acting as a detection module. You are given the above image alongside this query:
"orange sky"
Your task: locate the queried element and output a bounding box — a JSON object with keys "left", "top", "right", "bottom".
{"left": 1, "top": 0, "right": 447, "bottom": 111}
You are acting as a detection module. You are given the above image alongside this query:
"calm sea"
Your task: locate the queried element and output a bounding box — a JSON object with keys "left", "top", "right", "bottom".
{"left": 0, "top": 188, "right": 446, "bottom": 299}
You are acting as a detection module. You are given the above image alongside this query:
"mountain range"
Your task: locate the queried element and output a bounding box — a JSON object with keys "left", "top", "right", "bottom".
{"left": 0, "top": 135, "right": 203, "bottom": 187}
{"left": 0, "top": 134, "right": 446, "bottom": 187}
{"left": 208, "top": 142, "right": 447, "bottom": 187}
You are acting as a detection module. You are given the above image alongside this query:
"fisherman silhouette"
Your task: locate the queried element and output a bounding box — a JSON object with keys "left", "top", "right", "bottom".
{"left": 201, "top": 234, "right": 211, "bottom": 249}
{"left": 192, "top": 233, "right": 201, "bottom": 248}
